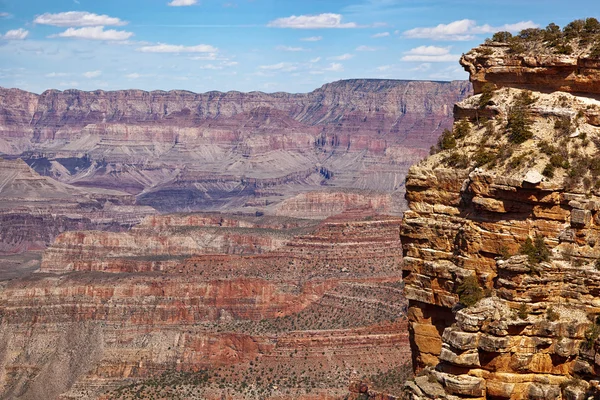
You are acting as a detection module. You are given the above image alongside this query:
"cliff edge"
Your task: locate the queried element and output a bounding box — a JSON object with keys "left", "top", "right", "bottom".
{"left": 402, "top": 18, "right": 600, "bottom": 400}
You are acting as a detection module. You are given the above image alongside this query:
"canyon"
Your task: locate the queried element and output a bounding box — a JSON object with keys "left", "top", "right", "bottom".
{"left": 0, "top": 210, "right": 410, "bottom": 399}
{"left": 402, "top": 29, "right": 600, "bottom": 400}
{"left": 0, "top": 78, "right": 475, "bottom": 399}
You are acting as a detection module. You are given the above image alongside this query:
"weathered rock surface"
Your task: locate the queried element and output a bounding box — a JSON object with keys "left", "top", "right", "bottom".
{"left": 0, "top": 158, "right": 155, "bottom": 255}
{"left": 403, "top": 38, "right": 600, "bottom": 400}
{"left": 0, "top": 79, "right": 471, "bottom": 218}
{"left": 460, "top": 41, "right": 600, "bottom": 96}
{"left": 0, "top": 211, "right": 409, "bottom": 399}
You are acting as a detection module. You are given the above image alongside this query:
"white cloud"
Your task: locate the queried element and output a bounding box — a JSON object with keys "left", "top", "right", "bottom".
{"left": 310, "top": 57, "right": 321, "bottom": 63}
{"left": 356, "top": 45, "right": 377, "bottom": 51}
{"left": 371, "top": 32, "right": 389, "bottom": 38}
{"left": 276, "top": 45, "right": 306, "bottom": 52}
{"left": 2, "top": 29, "right": 29, "bottom": 40}
{"left": 325, "top": 63, "right": 343, "bottom": 72}
{"left": 405, "top": 45, "right": 452, "bottom": 56}
{"left": 329, "top": 53, "right": 353, "bottom": 61}
{"left": 83, "top": 70, "right": 102, "bottom": 78}
{"left": 138, "top": 43, "right": 218, "bottom": 53}
{"left": 34, "top": 11, "right": 127, "bottom": 27}
{"left": 0, "top": 12, "right": 11, "bottom": 18}
{"left": 126, "top": 73, "right": 142, "bottom": 79}
{"left": 411, "top": 63, "right": 432, "bottom": 72}
{"left": 189, "top": 53, "right": 219, "bottom": 60}
{"left": 404, "top": 19, "right": 538, "bottom": 41}
{"left": 45, "top": 72, "right": 69, "bottom": 78}
{"left": 259, "top": 62, "right": 298, "bottom": 72}
{"left": 168, "top": 0, "right": 198, "bottom": 5}
{"left": 401, "top": 46, "right": 459, "bottom": 62}
{"left": 376, "top": 65, "right": 393, "bottom": 71}
{"left": 198, "top": 61, "right": 238, "bottom": 70}
{"left": 55, "top": 26, "right": 133, "bottom": 41}
{"left": 199, "top": 64, "right": 222, "bottom": 70}
{"left": 428, "top": 65, "right": 466, "bottom": 80}
{"left": 268, "top": 13, "right": 358, "bottom": 29}
{"left": 301, "top": 36, "right": 322, "bottom": 42}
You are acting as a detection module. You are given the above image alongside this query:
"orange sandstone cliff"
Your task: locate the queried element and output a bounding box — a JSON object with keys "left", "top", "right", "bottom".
{"left": 402, "top": 23, "right": 600, "bottom": 400}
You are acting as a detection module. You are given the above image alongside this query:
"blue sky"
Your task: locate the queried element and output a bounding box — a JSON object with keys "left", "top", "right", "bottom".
{"left": 0, "top": 0, "right": 597, "bottom": 94}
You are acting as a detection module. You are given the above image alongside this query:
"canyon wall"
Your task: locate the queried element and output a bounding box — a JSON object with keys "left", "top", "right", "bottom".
{"left": 0, "top": 79, "right": 470, "bottom": 214}
{"left": 0, "top": 211, "right": 409, "bottom": 399}
{"left": 0, "top": 79, "right": 470, "bottom": 255}
{"left": 402, "top": 39, "right": 600, "bottom": 399}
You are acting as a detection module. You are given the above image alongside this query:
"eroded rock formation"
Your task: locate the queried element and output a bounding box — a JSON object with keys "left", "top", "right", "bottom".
{"left": 402, "top": 36, "right": 600, "bottom": 399}
{"left": 0, "top": 211, "right": 409, "bottom": 399}
{"left": 0, "top": 158, "right": 155, "bottom": 255}
{"left": 0, "top": 79, "right": 470, "bottom": 217}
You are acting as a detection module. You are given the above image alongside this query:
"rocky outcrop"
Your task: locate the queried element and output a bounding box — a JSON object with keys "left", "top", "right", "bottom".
{"left": 403, "top": 37, "right": 600, "bottom": 400}
{"left": 460, "top": 40, "right": 600, "bottom": 96}
{"left": 274, "top": 190, "right": 395, "bottom": 219}
{"left": 0, "top": 80, "right": 471, "bottom": 217}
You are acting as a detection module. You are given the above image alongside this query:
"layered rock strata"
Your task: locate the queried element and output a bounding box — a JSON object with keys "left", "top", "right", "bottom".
{"left": 402, "top": 40, "right": 600, "bottom": 399}
{"left": 0, "top": 158, "right": 155, "bottom": 255}
{"left": 0, "top": 211, "right": 409, "bottom": 399}
{"left": 0, "top": 79, "right": 471, "bottom": 217}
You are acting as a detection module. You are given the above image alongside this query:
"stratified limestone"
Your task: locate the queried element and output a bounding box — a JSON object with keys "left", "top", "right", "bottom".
{"left": 402, "top": 36, "right": 600, "bottom": 400}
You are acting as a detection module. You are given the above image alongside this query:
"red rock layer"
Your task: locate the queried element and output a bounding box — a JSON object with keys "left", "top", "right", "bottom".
{"left": 0, "top": 213, "right": 409, "bottom": 399}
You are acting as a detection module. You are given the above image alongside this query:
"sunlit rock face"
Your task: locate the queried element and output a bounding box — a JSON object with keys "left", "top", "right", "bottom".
{"left": 402, "top": 37, "right": 600, "bottom": 400}
{"left": 0, "top": 211, "right": 410, "bottom": 399}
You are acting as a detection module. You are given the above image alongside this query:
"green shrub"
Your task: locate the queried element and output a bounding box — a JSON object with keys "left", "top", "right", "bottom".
{"left": 546, "top": 307, "right": 559, "bottom": 322}
{"left": 554, "top": 116, "right": 573, "bottom": 136}
{"left": 497, "top": 245, "right": 511, "bottom": 260}
{"left": 480, "top": 47, "right": 494, "bottom": 56}
{"left": 444, "top": 152, "right": 469, "bottom": 169}
{"left": 506, "top": 92, "right": 536, "bottom": 144}
{"left": 550, "top": 153, "right": 569, "bottom": 169}
{"left": 478, "top": 83, "right": 496, "bottom": 108}
{"left": 590, "top": 43, "right": 600, "bottom": 59}
{"left": 542, "top": 164, "right": 555, "bottom": 178}
{"left": 543, "top": 23, "right": 562, "bottom": 42}
{"left": 584, "top": 322, "right": 600, "bottom": 349}
{"left": 508, "top": 37, "right": 526, "bottom": 54}
{"left": 438, "top": 129, "right": 456, "bottom": 150}
{"left": 517, "top": 303, "right": 529, "bottom": 319}
{"left": 457, "top": 275, "right": 484, "bottom": 307}
{"left": 563, "top": 19, "right": 585, "bottom": 39}
{"left": 472, "top": 149, "right": 497, "bottom": 167}
{"left": 492, "top": 31, "right": 513, "bottom": 42}
{"left": 454, "top": 119, "right": 471, "bottom": 139}
{"left": 555, "top": 43, "right": 574, "bottom": 55}
{"left": 519, "top": 236, "right": 550, "bottom": 265}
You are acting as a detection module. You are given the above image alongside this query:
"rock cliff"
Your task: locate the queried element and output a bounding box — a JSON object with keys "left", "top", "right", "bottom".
{"left": 0, "top": 80, "right": 470, "bottom": 217}
{"left": 402, "top": 21, "right": 600, "bottom": 400}
{"left": 0, "top": 211, "right": 409, "bottom": 399}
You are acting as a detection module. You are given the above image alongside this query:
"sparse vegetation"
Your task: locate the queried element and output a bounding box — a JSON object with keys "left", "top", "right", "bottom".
{"left": 487, "top": 18, "right": 600, "bottom": 57}
{"left": 519, "top": 236, "right": 550, "bottom": 265}
{"left": 517, "top": 303, "right": 529, "bottom": 319}
{"left": 506, "top": 91, "right": 536, "bottom": 144}
{"left": 443, "top": 151, "right": 469, "bottom": 168}
{"left": 457, "top": 275, "right": 484, "bottom": 307}
{"left": 478, "top": 83, "right": 496, "bottom": 108}
{"left": 546, "top": 306, "right": 559, "bottom": 322}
